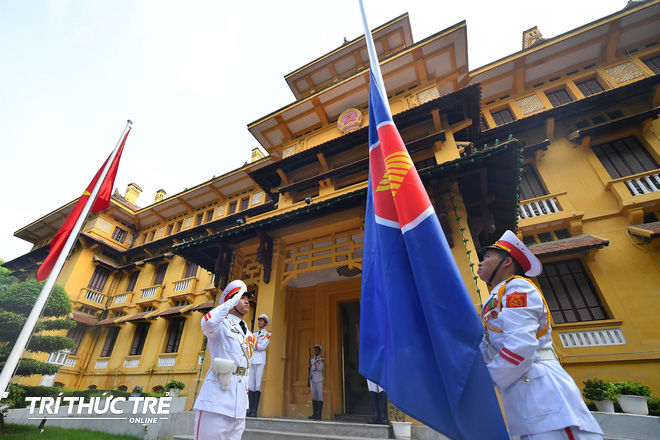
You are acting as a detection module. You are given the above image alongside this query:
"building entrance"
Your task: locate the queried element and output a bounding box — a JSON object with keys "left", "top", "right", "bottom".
{"left": 339, "top": 301, "right": 370, "bottom": 416}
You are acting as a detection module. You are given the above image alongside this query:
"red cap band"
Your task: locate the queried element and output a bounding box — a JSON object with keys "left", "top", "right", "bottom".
{"left": 495, "top": 240, "right": 531, "bottom": 273}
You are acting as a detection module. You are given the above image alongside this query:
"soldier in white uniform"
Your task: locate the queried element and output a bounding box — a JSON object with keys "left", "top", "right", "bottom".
{"left": 247, "top": 313, "right": 271, "bottom": 417}
{"left": 308, "top": 344, "right": 325, "bottom": 419}
{"left": 478, "top": 231, "right": 603, "bottom": 440}
{"left": 193, "top": 280, "right": 255, "bottom": 440}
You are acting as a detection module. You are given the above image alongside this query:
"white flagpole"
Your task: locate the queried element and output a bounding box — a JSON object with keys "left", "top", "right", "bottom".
{"left": 357, "top": 0, "right": 389, "bottom": 108}
{"left": 0, "top": 120, "right": 132, "bottom": 400}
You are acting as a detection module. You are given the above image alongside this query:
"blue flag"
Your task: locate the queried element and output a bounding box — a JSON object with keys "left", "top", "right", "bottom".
{"left": 357, "top": 3, "right": 509, "bottom": 439}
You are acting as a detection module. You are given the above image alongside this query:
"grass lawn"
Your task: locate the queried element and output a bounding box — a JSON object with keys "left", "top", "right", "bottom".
{"left": 1, "top": 424, "right": 140, "bottom": 439}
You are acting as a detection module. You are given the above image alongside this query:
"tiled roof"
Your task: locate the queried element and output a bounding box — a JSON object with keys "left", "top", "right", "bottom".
{"left": 152, "top": 303, "right": 195, "bottom": 318}
{"left": 628, "top": 222, "right": 660, "bottom": 238}
{"left": 193, "top": 301, "right": 214, "bottom": 311}
{"left": 122, "top": 311, "right": 154, "bottom": 322}
{"left": 71, "top": 311, "right": 98, "bottom": 326}
{"left": 529, "top": 235, "right": 609, "bottom": 257}
{"left": 98, "top": 315, "right": 123, "bottom": 326}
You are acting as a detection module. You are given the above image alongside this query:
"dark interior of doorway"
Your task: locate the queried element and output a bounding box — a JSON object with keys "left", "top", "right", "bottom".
{"left": 339, "top": 301, "right": 371, "bottom": 420}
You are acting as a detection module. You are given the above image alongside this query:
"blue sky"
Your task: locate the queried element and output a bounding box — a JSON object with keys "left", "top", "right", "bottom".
{"left": 0, "top": 0, "right": 626, "bottom": 262}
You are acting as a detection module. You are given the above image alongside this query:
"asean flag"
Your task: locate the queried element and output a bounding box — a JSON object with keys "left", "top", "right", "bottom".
{"left": 37, "top": 129, "right": 131, "bottom": 281}
{"left": 359, "top": 67, "right": 508, "bottom": 439}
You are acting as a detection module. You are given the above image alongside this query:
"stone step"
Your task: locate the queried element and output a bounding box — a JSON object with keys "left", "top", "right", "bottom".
{"left": 246, "top": 417, "right": 391, "bottom": 438}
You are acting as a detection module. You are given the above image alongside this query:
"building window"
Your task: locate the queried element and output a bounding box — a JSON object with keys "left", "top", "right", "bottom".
{"left": 576, "top": 78, "right": 604, "bottom": 97}
{"left": 195, "top": 214, "right": 203, "bottom": 226}
{"left": 591, "top": 136, "right": 658, "bottom": 179}
{"left": 165, "top": 318, "right": 186, "bottom": 353}
{"left": 126, "top": 271, "right": 139, "bottom": 292}
{"left": 154, "top": 263, "right": 168, "bottom": 285}
{"left": 205, "top": 209, "right": 214, "bottom": 223}
{"left": 519, "top": 164, "right": 547, "bottom": 200}
{"left": 175, "top": 221, "right": 183, "bottom": 233}
{"left": 66, "top": 324, "right": 87, "bottom": 356}
{"left": 111, "top": 227, "right": 128, "bottom": 243}
{"left": 546, "top": 89, "right": 573, "bottom": 107}
{"left": 491, "top": 108, "right": 515, "bottom": 126}
{"left": 240, "top": 198, "right": 250, "bottom": 211}
{"left": 101, "top": 327, "right": 120, "bottom": 357}
{"left": 88, "top": 266, "right": 111, "bottom": 292}
{"left": 480, "top": 117, "right": 488, "bottom": 131}
{"left": 644, "top": 55, "right": 660, "bottom": 74}
{"left": 228, "top": 201, "right": 238, "bottom": 215}
{"left": 129, "top": 323, "right": 150, "bottom": 356}
{"left": 184, "top": 262, "right": 198, "bottom": 279}
{"left": 166, "top": 224, "right": 174, "bottom": 236}
{"left": 537, "top": 259, "right": 608, "bottom": 324}
{"left": 148, "top": 231, "right": 156, "bottom": 242}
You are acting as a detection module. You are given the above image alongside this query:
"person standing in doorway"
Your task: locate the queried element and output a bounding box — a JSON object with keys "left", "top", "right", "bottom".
{"left": 366, "top": 379, "right": 388, "bottom": 425}
{"left": 193, "top": 280, "right": 255, "bottom": 440}
{"left": 247, "top": 313, "right": 271, "bottom": 417}
{"left": 308, "top": 344, "right": 325, "bottom": 419}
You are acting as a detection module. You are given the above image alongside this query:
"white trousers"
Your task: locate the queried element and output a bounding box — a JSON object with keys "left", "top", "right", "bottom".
{"left": 249, "top": 363, "right": 265, "bottom": 391}
{"left": 311, "top": 381, "right": 323, "bottom": 401}
{"left": 194, "top": 409, "right": 245, "bottom": 440}
{"left": 521, "top": 426, "right": 603, "bottom": 440}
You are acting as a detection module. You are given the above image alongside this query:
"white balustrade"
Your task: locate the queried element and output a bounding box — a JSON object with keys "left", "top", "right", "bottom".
{"left": 558, "top": 328, "right": 627, "bottom": 348}
{"left": 95, "top": 360, "right": 109, "bottom": 369}
{"left": 625, "top": 173, "right": 660, "bottom": 196}
{"left": 64, "top": 358, "right": 77, "bottom": 368}
{"left": 173, "top": 279, "right": 191, "bottom": 292}
{"left": 114, "top": 293, "right": 128, "bottom": 304}
{"left": 157, "top": 355, "right": 177, "bottom": 367}
{"left": 123, "top": 358, "right": 140, "bottom": 368}
{"left": 518, "top": 196, "right": 561, "bottom": 219}
{"left": 141, "top": 287, "right": 157, "bottom": 299}
{"left": 84, "top": 289, "right": 105, "bottom": 304}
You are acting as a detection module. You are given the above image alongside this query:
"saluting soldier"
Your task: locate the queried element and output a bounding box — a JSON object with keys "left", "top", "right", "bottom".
{"left": 193, "top": 280, "right": 255, "bottom": 440}
{"left": 308, "top": 344, "right": 325, "bottom": 419}
{"left": 478, "top": 230, "right": 603, "bottom": 440}
{"left": 247, "top": 313, "right": 271, "bottom": 417}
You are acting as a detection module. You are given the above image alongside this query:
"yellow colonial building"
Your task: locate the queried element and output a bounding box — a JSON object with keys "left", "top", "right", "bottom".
{"left": 5, "top": 0, "right": 660, "bottom": 422}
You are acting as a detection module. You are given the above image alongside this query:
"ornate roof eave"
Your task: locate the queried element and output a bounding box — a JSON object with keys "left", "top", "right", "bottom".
{"left": 173, "top": 139, "right": 522, "bottom": 273}
{"left": 248, "top": 83, "right": 483, "bottom": 198}
{"left": 477, "top": 75, "right": 660, "bottom": 144}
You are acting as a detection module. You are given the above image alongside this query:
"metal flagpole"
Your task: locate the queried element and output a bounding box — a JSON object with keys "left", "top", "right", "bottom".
{"left": 357, "top": 0, "right": 388, "bottom": 108}
{"left": 0, "top": 120, "right": 133, "bottom": 400}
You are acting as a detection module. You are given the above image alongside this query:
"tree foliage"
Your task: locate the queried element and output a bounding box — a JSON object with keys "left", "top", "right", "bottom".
{"left": 0, "top": 279, "right": 72, "bottom": 317}
{"left": 0, "top": 259, "right": 14, "bottom": 293}
{"left": 0, "top": 279, "right": 77, "bottom": 388}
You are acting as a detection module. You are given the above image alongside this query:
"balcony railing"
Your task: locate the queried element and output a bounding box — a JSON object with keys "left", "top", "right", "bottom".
{"left": 95, "top": 360, "right": 109, "bottom": 369}
{"left": 79, "top": 288, "right": 107, "bottom": 306}
{"left": 138, "top": 285, "right": 163, "bottom": 304}
{"left": 168, "top": 277, "right": 198, "bottom": 300}
{"left": 123, "top": 357, "right": 140, "bottom": 368}
{"left": 64, "top": 357, "right": 77, "bottom": 368}
{"left": 518, "top": 194, "right": 562, "bottom": 219}
{"left": 558, "top": 327, "right": 627, "bottom": 348}
{"left": 157, "top": 355, "right": 177, "bottom": 367}
{"left": 113, "top": 293, "right": 129, "bottom": 304}
{"left": 625, "top": 172, "right": 660, "bottom": 196}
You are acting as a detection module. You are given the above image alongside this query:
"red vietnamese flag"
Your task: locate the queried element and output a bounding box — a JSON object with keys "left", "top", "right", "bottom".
{"left": 37, "top": 129, "right": 131, "bottom": 281}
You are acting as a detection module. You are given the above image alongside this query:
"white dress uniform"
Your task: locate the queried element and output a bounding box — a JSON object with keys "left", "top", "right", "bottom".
{"left": 310, "top": 353, "right": 325, "bottom": 400}
{"left": 249, "top": 326, "right": 271, "bottom": 391}
{"left": 481, "top": 276, "right": 603, "bottom": 439}
{"left": 193, "top": 281, "right": 254, "bottom": 440}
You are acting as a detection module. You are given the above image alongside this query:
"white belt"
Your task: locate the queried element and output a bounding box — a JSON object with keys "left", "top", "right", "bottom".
{"left": 538, "top": 348, "right": 558, "bottom": 361}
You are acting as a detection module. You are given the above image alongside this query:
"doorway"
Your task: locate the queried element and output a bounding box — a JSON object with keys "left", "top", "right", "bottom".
{"left": 340, "top": 301, "right": 370, "bottom": 416}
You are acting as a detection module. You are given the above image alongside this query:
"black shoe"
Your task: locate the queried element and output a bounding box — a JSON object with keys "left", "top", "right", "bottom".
{"left": 368, "top": 391, "right": 380, "bottom": 424}
{"left": 377, "top": 392, "right": 389, "bottom": 425}
{"left": 317, "top": 401, "right": 323, "bottom": 419}
{"left": 251, "top": 391, "right": 261, "bottom": 417}
{"left": 308, "top": 400, "right": 318, "bottom": 419}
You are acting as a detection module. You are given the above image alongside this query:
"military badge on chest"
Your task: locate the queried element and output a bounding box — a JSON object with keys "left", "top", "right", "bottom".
{"left": 483, "top": 296, "right": 499, "bottom": 322}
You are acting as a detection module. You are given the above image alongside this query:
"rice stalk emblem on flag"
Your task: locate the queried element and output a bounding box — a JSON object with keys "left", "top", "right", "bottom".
{"left": 376, "top": 151, "right": 413, "bottom": 197}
